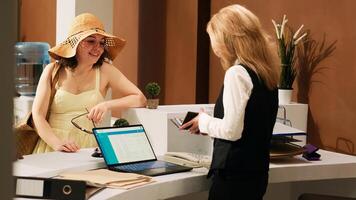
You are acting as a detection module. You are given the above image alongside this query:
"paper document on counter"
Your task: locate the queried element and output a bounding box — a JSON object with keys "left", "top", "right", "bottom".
{"left": 273, "top": 122, "right": 306, "bottom": 136}
{"left": 163, "top": 152, "right": 211, "bottom": 168}
{"left": 58, "top": 169, "right": 155, "bottom": 190}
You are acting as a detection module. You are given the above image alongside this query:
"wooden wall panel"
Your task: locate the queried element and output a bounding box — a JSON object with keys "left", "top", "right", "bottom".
{"left": 114, "top": 0, "right": 200, "bottom": 106}
{"left": 137, "top": 0, "right": 166, "bottom": 103}
{"left": 211, "top": 0, "right": 356, "bottom": 154}
{"left": 113, "top": 0, "right": 139, "bottom": 85}
{"left": 20, "top": 0, "right": 56, "bottom": 46}
{"left": 165, "top": 0, "right": 198, "bottom": 104}
{"left": 113, "top": 0, "right": 139, "bottom": 116}
{"left": 195, "top": 0, "right": 211, "bottom": 103}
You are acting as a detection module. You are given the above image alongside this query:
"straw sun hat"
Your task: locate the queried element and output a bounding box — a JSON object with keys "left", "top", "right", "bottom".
{"left": 48, "top": 13, "right": 126, "bottom": 61}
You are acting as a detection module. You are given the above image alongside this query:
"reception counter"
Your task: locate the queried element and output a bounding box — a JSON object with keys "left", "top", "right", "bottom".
{"left": 14, "top": 104, "right": 355, "bottom": 199}
{"left": 14, "top": 148, "right": 356, "bottom": 200}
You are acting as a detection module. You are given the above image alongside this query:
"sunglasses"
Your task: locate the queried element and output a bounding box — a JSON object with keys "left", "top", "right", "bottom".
{"left": 71, "top": 108, "right": 96, "bottom": 134}
{"left": 81, "top": 38, "right": 107, "bottom": 49}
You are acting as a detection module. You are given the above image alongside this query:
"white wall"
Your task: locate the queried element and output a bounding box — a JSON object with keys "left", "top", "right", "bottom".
{"left": 56, "top": 0, "right": 75, "bottom": 44}
{"left": 76, "top": 0, "right": 113, "bottom": 33}
{"left": 56, "top": 0, "right": 113, "bottom": 44}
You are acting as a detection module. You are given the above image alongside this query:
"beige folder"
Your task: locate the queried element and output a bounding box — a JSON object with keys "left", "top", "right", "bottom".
{"left": 58, "top": 169, "right": 155, "bottom": 190}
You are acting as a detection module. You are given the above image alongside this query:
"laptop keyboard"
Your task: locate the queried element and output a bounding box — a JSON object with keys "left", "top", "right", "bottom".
{"left": 113, "top": 160, "right": 176, "bottom": 172}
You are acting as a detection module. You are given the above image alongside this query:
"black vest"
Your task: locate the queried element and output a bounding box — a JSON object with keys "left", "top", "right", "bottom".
{"left": 210, "top": 66, "right": 278, "bottom": 175}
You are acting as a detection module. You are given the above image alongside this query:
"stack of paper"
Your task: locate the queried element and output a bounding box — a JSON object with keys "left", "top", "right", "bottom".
{"left": 163, "top": 152, "right": 211, "bottom": 168}
{"left": 270, "top": 122, "right": 306, "bottom": 159}
{"left": 273, "top": 122, "right": 306, "bottom": 136}
{"left": 58, "top": 169, "right": 155, "bottom": 190}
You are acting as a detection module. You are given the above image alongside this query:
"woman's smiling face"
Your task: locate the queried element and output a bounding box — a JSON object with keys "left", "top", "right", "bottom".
{"left": 76, "top": 34, "right": 106, "bottom": 65}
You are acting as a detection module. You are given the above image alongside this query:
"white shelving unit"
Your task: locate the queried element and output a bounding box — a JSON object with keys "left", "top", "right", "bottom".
{"left": 277, "top": 103, "right": 308, "bottom": 145}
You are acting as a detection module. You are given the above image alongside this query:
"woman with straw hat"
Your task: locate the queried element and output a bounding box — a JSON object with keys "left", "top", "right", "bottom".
{"left": 32, "top": 13, "right": 146, "bottom": 153}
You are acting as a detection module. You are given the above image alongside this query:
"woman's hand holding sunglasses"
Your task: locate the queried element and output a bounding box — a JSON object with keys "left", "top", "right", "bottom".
{"left": 87, "top": 102, "right": 108, "bottom": 124}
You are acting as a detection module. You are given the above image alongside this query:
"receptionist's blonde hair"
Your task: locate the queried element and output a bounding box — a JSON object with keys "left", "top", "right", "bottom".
{"left": 207, "top": 4, "right": 280, "bottom": 90}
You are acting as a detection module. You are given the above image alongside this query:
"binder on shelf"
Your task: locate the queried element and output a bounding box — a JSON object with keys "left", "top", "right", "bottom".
{"left": 270, "top": 122, "right": 306, "bottom": 159}
{"left": 14, "top": 176, "right": 86, "bottom": 200}
{"left": 270, "top": 106, "right": 307, "bottom": 159}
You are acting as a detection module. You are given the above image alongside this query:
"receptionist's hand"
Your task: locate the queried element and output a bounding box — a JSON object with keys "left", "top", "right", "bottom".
{"left": 180, "top": 114, "right": 202, "bottom": 135}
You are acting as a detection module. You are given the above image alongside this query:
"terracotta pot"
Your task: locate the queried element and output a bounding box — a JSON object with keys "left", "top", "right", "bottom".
{"left": 147, "top": 99, "right": 159, "bottom": 109}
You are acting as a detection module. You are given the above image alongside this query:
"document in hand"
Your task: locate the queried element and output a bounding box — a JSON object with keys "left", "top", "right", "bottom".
{"left": 58, "top": 169, "right": 155, "bottom": 190}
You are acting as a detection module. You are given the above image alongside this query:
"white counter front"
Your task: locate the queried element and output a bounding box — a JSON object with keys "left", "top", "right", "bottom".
{"left": 13, "top": 148, "right": 356, "bottom": 200}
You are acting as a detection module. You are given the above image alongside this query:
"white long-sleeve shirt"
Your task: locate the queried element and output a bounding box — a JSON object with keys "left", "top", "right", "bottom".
{"left": 198, "top": 64, "right": 253, "bottom": 141}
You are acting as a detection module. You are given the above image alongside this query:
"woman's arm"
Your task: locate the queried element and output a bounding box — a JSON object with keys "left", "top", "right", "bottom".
{"left": 198, "top": 65, "right": 253, "bottom": 141}
{"left": 88, "top": 63, "right": 147, "bottom": 122}
{"left": 32, "top": 63, "right": 79, "bottom": 152}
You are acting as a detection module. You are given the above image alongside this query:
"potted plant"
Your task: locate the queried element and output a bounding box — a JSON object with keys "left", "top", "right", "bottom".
{"left": 113, "top": 118, "right": 129, "bottom": 127}
{"left": 295, "top": 32, "right": 336, "bottom": 103}
{"left": 272, "top": 15, "right": 307, "bottom": 104}
{"left": 145, "top": 82, "right": 161, "bottom": 109}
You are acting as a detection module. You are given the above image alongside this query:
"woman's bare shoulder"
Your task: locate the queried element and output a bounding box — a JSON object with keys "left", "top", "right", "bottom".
{"left": 100, "top": 61, "right": 122, "bottom": 75}
{"left": 42, "top": 62, "right": 57, "bottom": 78}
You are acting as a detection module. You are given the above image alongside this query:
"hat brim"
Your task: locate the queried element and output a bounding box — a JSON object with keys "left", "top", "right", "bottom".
{"left": 48, "top": 29, "right": 126, "bottom": 61}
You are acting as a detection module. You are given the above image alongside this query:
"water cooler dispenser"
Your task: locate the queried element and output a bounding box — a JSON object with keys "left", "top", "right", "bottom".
{"left": 14, "top": 42, "right": 50, "bottom": 124}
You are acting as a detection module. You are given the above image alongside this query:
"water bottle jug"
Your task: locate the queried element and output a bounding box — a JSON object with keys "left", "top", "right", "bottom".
{"left": 14, "top": 42, "right": 50, "bottom": 96}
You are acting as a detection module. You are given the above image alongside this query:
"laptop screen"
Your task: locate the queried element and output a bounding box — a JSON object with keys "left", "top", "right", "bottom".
{"left": 93, "top": 125, "right": 156, "bottom": 165}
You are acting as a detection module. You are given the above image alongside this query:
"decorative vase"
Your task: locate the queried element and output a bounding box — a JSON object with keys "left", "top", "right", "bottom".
{"left": 146, "top": 99, "right": 159, "bottom": 109}
{"left": 278, "top": 89, "right": 293, "bottom": 105}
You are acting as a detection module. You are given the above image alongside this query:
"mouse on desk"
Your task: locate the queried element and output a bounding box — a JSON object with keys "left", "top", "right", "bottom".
{"left": 91, "top": 147, "right": 103, "bottom": 158}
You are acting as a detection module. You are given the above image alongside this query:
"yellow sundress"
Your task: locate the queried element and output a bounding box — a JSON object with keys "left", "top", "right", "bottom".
{"left": 33, "top": 68, "right": 104, "bottom": 153}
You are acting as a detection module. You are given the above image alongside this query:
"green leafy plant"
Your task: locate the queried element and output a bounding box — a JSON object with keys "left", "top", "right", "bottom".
{"left": 272, "top": 15, "right": 307, "bottom": 89}
{"left": 113, "top": 118, "right": 129, "bottom": 127}
{"left": 145, "top": 82, "right": 161, "bottom": 99}
{"left": 296, "top": 32, "right": 337, "bottom": 103}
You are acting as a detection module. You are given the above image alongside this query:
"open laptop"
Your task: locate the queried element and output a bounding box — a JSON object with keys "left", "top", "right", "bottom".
{"left": 93, "top": 125, "right": 192, "bottom": 176}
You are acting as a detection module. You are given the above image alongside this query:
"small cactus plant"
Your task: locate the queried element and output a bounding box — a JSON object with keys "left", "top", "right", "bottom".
{"left": 145, "top": 82, "right": 161, "bottom": 109}
{"left": 113, "top": 118, "right": 129, "bottom": 127}
{"left": 145, "top": 82, "right": 161, "bottom": 99}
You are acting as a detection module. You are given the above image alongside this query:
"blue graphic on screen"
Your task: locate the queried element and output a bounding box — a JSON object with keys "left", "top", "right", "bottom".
{"left": 94, "top": 126, "right": 156, "bottom": 165}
